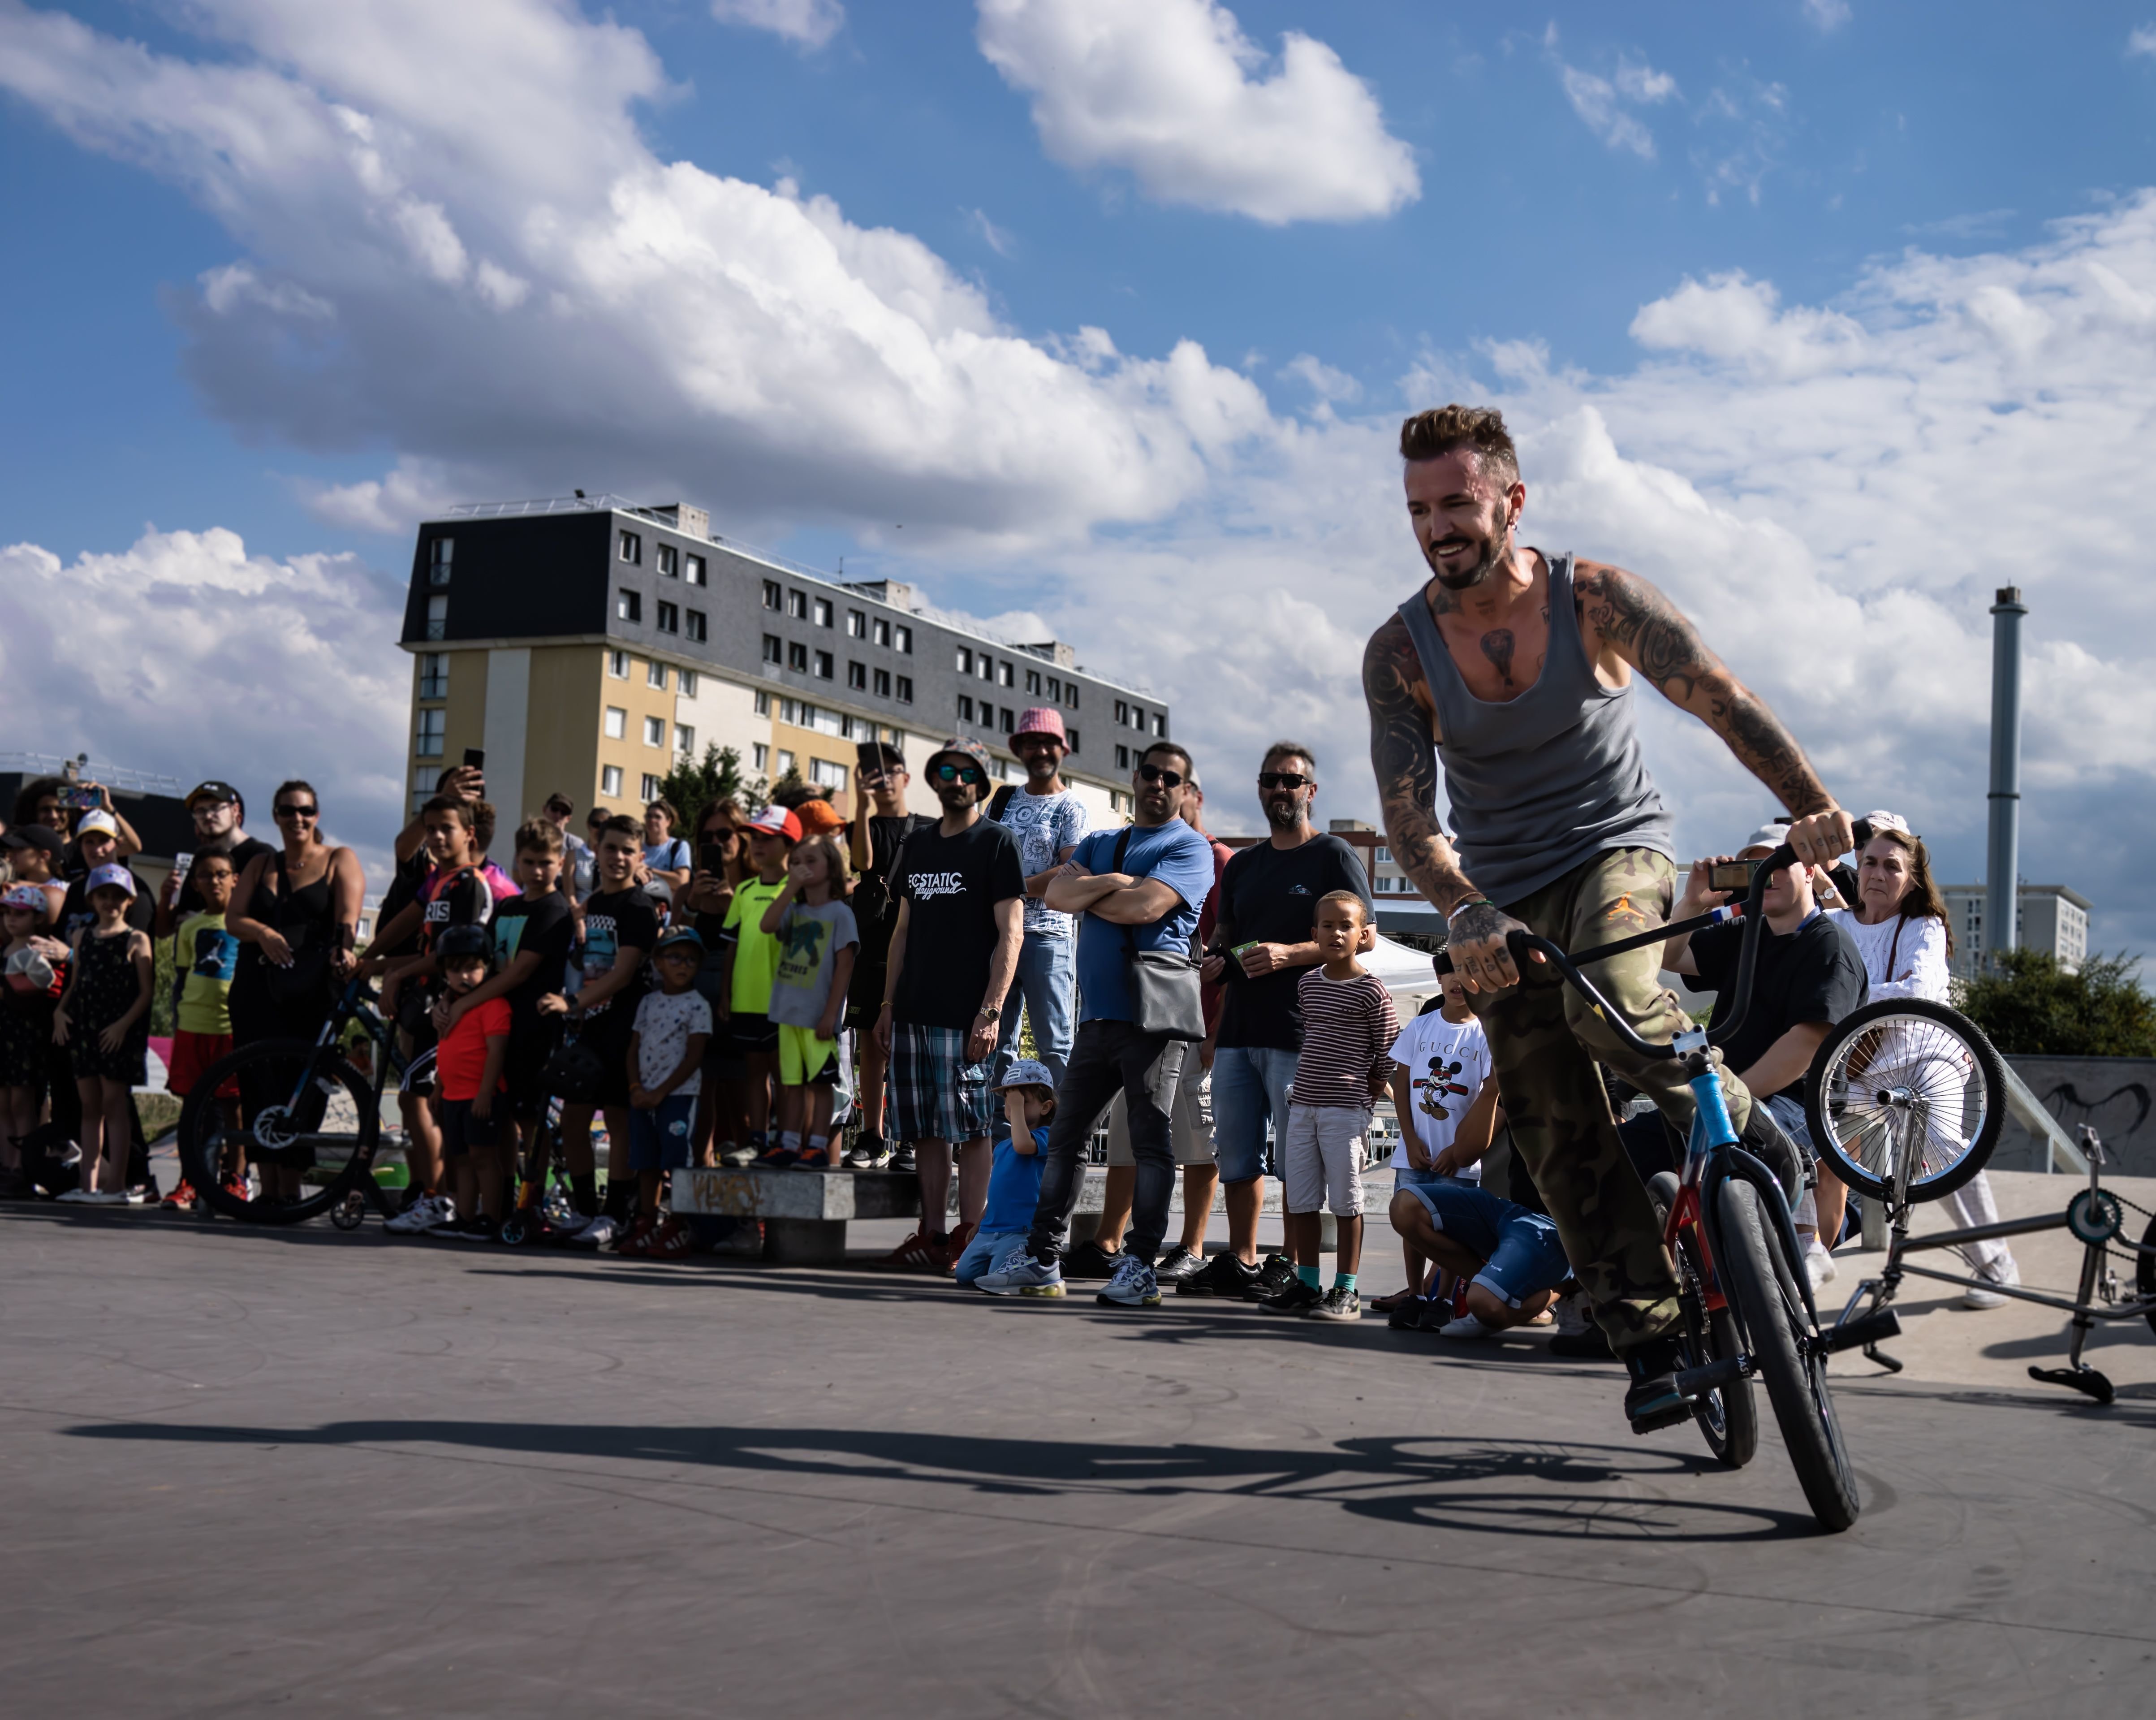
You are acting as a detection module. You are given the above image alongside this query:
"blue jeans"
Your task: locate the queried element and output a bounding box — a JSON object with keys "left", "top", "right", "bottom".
{"left": 992, "top": 931, "right": 1077, "bottom": 1089}
{"left": 953, "top": 1227, "right": 1027, "bottom": 1286}
{"left": 1210, "top": 1046, "right": 1298, "bottom": 1185}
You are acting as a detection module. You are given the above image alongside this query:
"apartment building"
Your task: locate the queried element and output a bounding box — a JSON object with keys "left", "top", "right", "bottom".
{"left": 1940, "top": 883, "right": 2092, "bottom": 978}
{"left": 397, "top": 496, "right": 1166, "bottom": 825}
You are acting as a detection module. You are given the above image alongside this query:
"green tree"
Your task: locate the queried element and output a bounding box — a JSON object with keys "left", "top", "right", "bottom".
{"left": 655, "top": 744, "right": 764, "bottom": 838}
{"left": 1954, "top": 950, "right": 2156, "bottom": 1057}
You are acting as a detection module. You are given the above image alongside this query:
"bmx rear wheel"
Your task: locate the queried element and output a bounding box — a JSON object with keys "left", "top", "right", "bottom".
{"left": 1716, "top": 1175, "right": 1861, "bottom": 1532}
{"left": 2139, "top": 1213, "right": 2156, "bottom": 1340}
{"left": 178, "top": 1039, "right": 377, "bottom": 1227}
{"left": 1805, "top": 998, "right": 2003, "bottom": 1205}
{"left": 1649, "top": 1172, "right": 1758, "bottom": 1470}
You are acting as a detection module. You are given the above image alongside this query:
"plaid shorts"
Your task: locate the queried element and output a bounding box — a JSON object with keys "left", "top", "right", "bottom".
{"left": 889, "top": 1020, "right": 993, "bottom": 1145}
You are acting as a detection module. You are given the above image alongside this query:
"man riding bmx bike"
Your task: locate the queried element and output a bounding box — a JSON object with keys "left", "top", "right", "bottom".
{"left": 1363, "top": 405, "right": 1854, "bottom": 1432}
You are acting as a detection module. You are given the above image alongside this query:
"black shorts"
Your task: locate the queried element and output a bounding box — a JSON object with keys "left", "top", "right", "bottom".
{"left": 438, "top": 1096, "right": 499, "bottom": 1158}
{"left": 729, "top": 1010, "right": 779, "bottom": 1057}
{"left": 505, "top": 1024, "right": 555, "bottom": 1116}
{"left": 845, "top": 963, "right": 886, "bottom": 1033}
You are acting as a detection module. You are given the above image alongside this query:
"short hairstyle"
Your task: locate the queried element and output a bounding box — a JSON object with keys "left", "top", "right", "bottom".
{"left": 194, "top": 849, "right": 237, "bottom": 873}
{"left": 645, "top": 797, "right": 678, "bottom": 826}
{"left": 586, "top": 806, "right": 608, "bottom": 828}
{"left": 421, "top": 795, "right": 475, "bottom": 830}
{"left": 1139, "top": 740, "right": 1194, "bottom": 778}
{"left": 1316, "top": 888, "right": 1370, "bottom": 926}
{"left": 1261, "top": 739, "right": 1317, "bottom": 779}
{"left": 1399, "top": 404, "right": 1520, "bottom": 488}
{"left": 513, "top": 818, "right": 565, "bottom": 856}
{"left": 543, "top": 792, "right": 574, "bottom": 817}
{"left": 595, "top": 813, "right": 641, "bottom": 847}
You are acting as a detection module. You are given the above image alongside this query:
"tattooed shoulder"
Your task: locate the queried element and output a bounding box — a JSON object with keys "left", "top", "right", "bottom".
{"left": 1572, "top": 560, "right": 1719, "bottom": 701}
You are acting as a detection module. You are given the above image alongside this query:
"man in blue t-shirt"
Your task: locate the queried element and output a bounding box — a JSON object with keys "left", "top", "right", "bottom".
{"left": 980, "top": 742, "right": 1215, "bottom": 1310}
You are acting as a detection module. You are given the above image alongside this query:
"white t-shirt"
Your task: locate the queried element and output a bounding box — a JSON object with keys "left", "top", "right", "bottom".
{"left": 632, "top": 988, "right": 712, "bottom": 1096}
{"left": 1388, "top": 1009, "right": 1494, "bottom": 1179}
{"left": 993, "top": 787, "right": 1090, "bottom": 938}
{"left": 1835, "top": 911, "right": 1950, "bottom": 1004}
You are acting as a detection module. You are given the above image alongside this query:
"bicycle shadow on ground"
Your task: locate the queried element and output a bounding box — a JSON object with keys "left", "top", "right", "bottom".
{"left": 61, "top": 1418, "right": 1824, "bottom": 1542}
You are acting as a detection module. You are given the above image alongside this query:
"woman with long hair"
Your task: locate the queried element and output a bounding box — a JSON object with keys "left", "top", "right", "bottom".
{"left": 227, "top": 780, "right": 365, "bottom": 1205}
{"left": 1839, "top": 812, "right": 2018, "bottom": 1307}
{"left": 685, "top": 800, "right": 751, "bottom": 1163}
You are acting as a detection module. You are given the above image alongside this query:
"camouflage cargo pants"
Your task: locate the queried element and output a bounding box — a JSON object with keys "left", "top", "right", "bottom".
{"left": 1468, "top": 847, "right": 1756, "bottom": 1352}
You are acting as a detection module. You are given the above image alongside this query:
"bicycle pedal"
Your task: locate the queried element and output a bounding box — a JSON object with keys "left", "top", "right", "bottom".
{"left": 1673, "top": 1355, "right": 1750, "bottom": 1397}
{"left": 1823, "top": 1309, "right": 1901, "bottom": 1354}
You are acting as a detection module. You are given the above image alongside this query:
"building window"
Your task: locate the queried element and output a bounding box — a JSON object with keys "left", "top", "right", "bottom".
{"left": 1047, "top": 675, "right": 1061, "bottom": 700}
{"left": 957, "top": 646, "right": 974, "bottom": 674}
{"left": 763, "top": 579, "right": 782, "bottom": 611}
{"left": 425, "top": 593, "right": 447, "bottom": 640}
{"left": 776, "top": 748, "right": 796, "bottom": 776}
{"left": 958, "top": 694, "right": 975, "bottom": 722}
{"left": 428, "top": 537, "right": 453, "bottom": 587}
{"left": 418, "top": 652, "right": 448, "bottom": 699}
{"left": 675, "top": 724, "right": 695, "bottom": 753}
{"left": 788, "top": 588, "right": 809, "bottom": 619}
{"left": 643, "top": 715, "right": 665, "bottom": 748}
{"left": 763, "top": 635, "right": 783, "bottom": 665}
{"left": 846, "top": 609, "right": 866, "bottom": 638}
{"left": 895, "top": 625, "right": 913, "bottom": 654}
{"left": 655, "top": 601, "right": 679, "bottom": 635}
{"left": 681, "top": 669, "right": 699, "bottom": 697}
{"left": 895, "top": 675, "right": 914, "bottom": 703}
{"left": 999, "top": 661, "right": 1014, "bottom": 687}
{"left": 656, "top": 544, "right": 678, "bottom": 578}
{"left": 1115, "top": 743, "right": 1130, "bottom": 769}
{"left": 617, "top": 588, "right": 641, "bottom": 623}
{"left": 685, "top": 553, "right": 706, "bottom": 587}
{"left": 1153, "top": 713, "right": 1167, "bottom": 738}
{"left": 1066, "top": 727, "right": 1079, "bottom": 753}
{"left": 873, "top": 618, "right": 892, "bottom": 647}
{"left": 1066, "top": 683, "right": 1078, "bottom": 709}
{"left": 604, "top": 706, "right": 627, "bottom": 739}
{"left": 814, "top": 650, "right": 833, "bottom": 679}
{"left": 601, "top": 764, "right": 623, "bottom": 797}
{"left": 685, "top": 609, "right": 706, "bottom": 643}
{"left": 980, "top": 657, "right": 994, "bottom": 682}
{"left": 647, "top": 660, "right": 668, "bottom": 689}
{"left": 813, "top": 598, "right": 832, "bottom": 628}
{"left": 619, "top": 530, "right": 641, "bottom": 564}
{"left": 811, "top": 759, "right": 849, "bottom": 793}
{"left": 752, "top": 743, "right": 770, "bottom": 772}
{"left": 415, "top": 708, "right": 445, "bottom": 757}
{"left": 1000, "top": 707, "right": 1015, "bottom": 732}
{"left": 609, "top": 649, "right": 630, "bottom": 678}
{"left": 641, "top": 773, "right": 662, "bottom": 802}
{"left": 1114, "top": 700, "right": 1128, "bottom": 725}
{"left": 874, "top": 667, "right": 891, "bottom": 697}
{"left": 847, "top": 660, "right": 867, "bottom": 690}
{"left": 1026, "top": 669, "right": 1041, "bottom": 695}
{"left": 1109, "top": 789, "right": 1130, "bottom": 814}
{"left": 788, "top": 641, "right": 809, "bottom": 672}
{"left": 754, "top": 691, "right": 770, "bottom": 716}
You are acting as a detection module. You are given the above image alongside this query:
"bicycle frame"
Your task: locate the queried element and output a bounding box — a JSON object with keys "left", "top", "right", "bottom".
{"left": 258, "top": 979, "right": 431, "bottom": 1204}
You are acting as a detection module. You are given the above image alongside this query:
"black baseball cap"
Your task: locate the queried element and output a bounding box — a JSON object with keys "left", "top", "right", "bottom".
{"left": 186, "top": 780, "right": 243, "bottom": 810}
{"left": 2, "top": 826, "right": 65, "bottom": 856}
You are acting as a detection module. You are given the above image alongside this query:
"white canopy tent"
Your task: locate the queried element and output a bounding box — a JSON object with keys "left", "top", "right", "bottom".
{"left": 1364, "top": 931, "right": 1442, "bottom": 1010}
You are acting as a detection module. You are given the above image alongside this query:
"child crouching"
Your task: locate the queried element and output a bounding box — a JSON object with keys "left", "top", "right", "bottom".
{"left": 957, "top": 1059, "right": 1055, "bottom": 1288}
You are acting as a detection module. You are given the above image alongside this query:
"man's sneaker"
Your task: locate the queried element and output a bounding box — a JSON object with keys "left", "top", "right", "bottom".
{"left": 617, "top": 1216, "right": 658, "bottom": 1257}
{"left": 1063, "top": 1237, "right": 1121, "bottom": 1281}
{"left": 1962, "top": 1258, "right": 2018, "bottom": 1309}
{"left": 648, "top": 1215, "right": 697, "bottom": 1260}
{"left": 1310, "top": 1285, "right": 1361, "bottom": 1322}
{"left": 570, "top": 1213, "right": 618, "bottom": 1250}
{"left": 843, "top": 1136, "right": 887, "bottom": 1170}
{"left": 1259, "top": 1276, "right": 1324, "bottom": 1317}
{"left": 1437, "top": 1312, "right": 1498, "bottom": 1340}
{"left": 978, "top": 1245, "right": 1065, "bottom": 1297}
{"left": 1178, "top": 1251, "right": 1259, "bottom": 1298}
{"left": 1154, "top": 1244, "right": 1204, "bottom": 1284}
{"left": 385, "top": 1192, "right": 453, "bottom": 1234}
{"left": 892, "top": 1142, "right": 916, "bottom": 1175}
{"left": 1096, "top": 1254, "right": 1161, "bottom": 1308}
{"left": 160, "top": 1181, "right": 197, "bottom": 1210}
{"left": 880, "top": 1228, "right": 949, "bottom": 1272}
{"left": 1240, "top": 1253, "right": 1298, "bottom": 1304}
{"left": 1622, "top": 1337, "right": 1692, "bottom": 1434}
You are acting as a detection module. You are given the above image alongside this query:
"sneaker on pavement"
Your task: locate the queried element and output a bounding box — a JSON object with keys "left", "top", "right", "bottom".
{"left": 1154, "top": 1244, "right": 1204, "bottom": 1284}
{"left": 160, "top": 1181, "right": 198, "bottom": 1210}
{"left": 1962, "top": 1272, "right": 2012, "bottom": 1309}
{"left": 648, "top": 1215, "right": 697, "bottom": 1260}
{"left": 1063, "top": 1238, "right": 1120, "bottom": 1281}
{"left": 1259, "top": 1277, "right": 1324, "bottom": 1317}
{"left": 385, "top": 1192, "right": 452, "bottom": 1235}
{"left": 1437, "top": 1312, "right": 1498, "bottom": 1340}
{"left": 457, "top": 1214, "right": 501, "bottom": 1243}
{"left": 1178, "top": 1251, "right": 1259, "bottom": 1299}
{"left": 86, "top": 1189, "right": 129, "bottom": 1206}
{"left": 978, "top": 1245, "right": 1065, "bottom": 1297}
{"left": 1241, "top": 1253, "right": 1298, "bottom": 1304}
{"left": 571, "top": 1213, "right": 618, "bottom": 1249}
{"left": 1804, "top": 1240, "right": 1839, "bottom": 1294}
{"left": 1096, "top": 1254, "right": 1161, "bottom": 1308}
{"left": 420, "top": 1197, "right": 463, "bottom": 1235}
{"left": 125, "top": 1185, "right": 152, "bottom": 1206}
{"left": 56, "top": 1187, "right": 94, "bottom": 1204}
{"left": 1310, "top": 1285, "right": 1361, "bottom": 1322}
{"left": 617, "top": 1216, "right": 658, "bottom": 1257}
{"left": 220, "top": 1175, "right": 251, "bottom": 1206}
{"left": 1622, "top": 1337, "right": 1692, "bottom": 1434}
{"left": 1387, "top": 1295, "right": 1427, "bottom": 1331}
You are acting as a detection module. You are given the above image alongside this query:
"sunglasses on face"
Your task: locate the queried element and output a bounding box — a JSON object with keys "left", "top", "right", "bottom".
{"left": 933, "top": 764, "right": 985, "bottom": 786}
{"left": 275, "top": 804, "right": 319, "bottom": 818}
{"left": 1136, "top": 764, "right": 1185, "bottom": 787}
{"left": 1257, "top": 772, "right": 1311, "bottom": 791}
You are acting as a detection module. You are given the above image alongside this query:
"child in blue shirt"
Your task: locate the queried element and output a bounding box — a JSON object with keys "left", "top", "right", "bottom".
{"left": 956, "top": 1059, "right": 1055, "bottom": 1288}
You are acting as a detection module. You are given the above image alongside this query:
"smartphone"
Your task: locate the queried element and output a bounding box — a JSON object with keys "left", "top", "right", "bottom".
{"left": 63, "top": 786, "right": 101, "bottom": 812}
{"left": 854, "top": 739, "right": 884, "bottom": 782}
{"left": 699, "top": 843, "right": 729, "bottom": 875}
{"left": 1709, "top": 860, "right": 1762, "bottom": 894}
{"left": 463, "top": 747, "right": 486, "bottom": 769}
{"left": 172, "top": 852, "right": 194, "bottom": 882}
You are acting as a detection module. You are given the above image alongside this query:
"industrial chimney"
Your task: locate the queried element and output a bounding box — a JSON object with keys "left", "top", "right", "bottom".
{"left": 1985, "top": 586, "right": 2026, "bottom": 969}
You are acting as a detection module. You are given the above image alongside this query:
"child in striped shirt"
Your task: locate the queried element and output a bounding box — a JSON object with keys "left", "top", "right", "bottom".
{"left": 1265, "top": 890, "right": 1398, "bottom": 1323}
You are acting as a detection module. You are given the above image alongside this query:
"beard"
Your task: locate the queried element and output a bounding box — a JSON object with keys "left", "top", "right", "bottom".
{"left": 1429, "top": 523, "right": 1508, "bottom": 591}
{"left": 1264, "top": 795, "right": 1304, "bottom": 831}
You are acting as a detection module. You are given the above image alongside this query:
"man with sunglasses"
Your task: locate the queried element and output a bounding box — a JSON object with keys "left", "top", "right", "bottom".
{"left": 1179, "top": 743, "right": 1372, "bottom": 1302}
{"left": 980, "top": 741, "right": 1216, "bottom": 1309}
{"left": 987, "top": 706, "right": 1089, "bottom": 1092}
{"left": 169, "top": 781, "right": 275, "bottom": 920}
{"left": 876, "top": 738, "right": 1026, "bottom": 1269}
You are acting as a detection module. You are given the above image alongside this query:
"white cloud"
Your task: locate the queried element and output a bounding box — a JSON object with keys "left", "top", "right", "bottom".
{"left": 1546, "top": 34, "right": 1675, "bottom": 161}
{"left": 0, "top": 526, "right": 409, "bottom": 871}
{"left": 974, "top": 0, "right": 1419, "bottom": 225}
{"left": 711, "top": 0, "right": 843, "bottom": 50}
{"left": 2129, "top": 23, "right": 2156, "bottom": 57}
{"left": 1280, "top": 353, "right": 1361, "bottom": 404}
{"left": 1803, "top": 0, "right": 1852, "bottom": 31}
{"left": 964, "top": 205, "right": 1016, "bottom": 257}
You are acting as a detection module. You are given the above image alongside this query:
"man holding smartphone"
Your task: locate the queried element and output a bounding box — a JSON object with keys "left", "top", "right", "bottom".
{"left": 847, "top": 743, "right": 930, "bottom": 1167}
{"left": 987, "top": 707, "right": 1088, "bottom": 1090}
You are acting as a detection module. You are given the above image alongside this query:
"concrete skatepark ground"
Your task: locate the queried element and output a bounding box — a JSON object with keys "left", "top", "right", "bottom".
{"left": 5, "top": 1171, "right": 2152, "bottom": 1717}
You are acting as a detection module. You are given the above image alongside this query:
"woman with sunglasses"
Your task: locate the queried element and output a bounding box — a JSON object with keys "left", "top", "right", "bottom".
{"left": 227, "top": 782, "right": 365, "bottom": 1205}
{"left": 685, "top": 801, "right": 752, "bottom": 1163}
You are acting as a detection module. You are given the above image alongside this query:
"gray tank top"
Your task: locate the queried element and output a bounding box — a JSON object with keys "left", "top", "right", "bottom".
{"left": 1396, "top": 552, "right": 1674, "bottom": 908}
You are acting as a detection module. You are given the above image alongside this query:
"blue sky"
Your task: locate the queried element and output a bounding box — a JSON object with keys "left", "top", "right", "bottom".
{"left": 6, "top": 0, "right": 2156, "bottom": 954}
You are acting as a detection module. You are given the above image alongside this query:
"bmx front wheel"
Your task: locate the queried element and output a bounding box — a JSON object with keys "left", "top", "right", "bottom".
{"left": 1716, "top": 1175, "right": 1862, "bottom": 1532}
{"left": 178, "top": 1039, "right": 378, "bottom": 1226}
{"left": 1804, "top": 998, "right": 2003, "bottom": 1205}
{"left": 1649, "top": 1172, "right": 1758, "bottom": 1470}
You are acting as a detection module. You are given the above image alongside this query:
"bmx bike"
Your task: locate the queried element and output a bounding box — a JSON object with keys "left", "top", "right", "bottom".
{"left": 176, "top": 977, "right": 436, "bottom": 1228}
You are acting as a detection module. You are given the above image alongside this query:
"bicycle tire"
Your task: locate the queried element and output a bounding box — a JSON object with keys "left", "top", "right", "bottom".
{"left": 178, "top": 1038, "right": 379, "bottom": 1226}
{"left": 2139, "top": 1213, "right": 2156, "bottom": 1340}
{"left": 1804, "top": 998, "right": 2003, "bottom": 1205}
{"left": 1715, "top": 1175, "right": 1861, "bottom": 1532}
{"left": 1649, "top": 1172, "right": 1758, "bottom": 1470}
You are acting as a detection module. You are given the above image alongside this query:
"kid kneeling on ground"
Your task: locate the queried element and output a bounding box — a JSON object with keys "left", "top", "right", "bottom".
{"left": 961, "top": 1060, "right": 1054, "bottom": 1288}
{"left": 760, "top": 833, "right": 858, "bottom": 1170}
{"left": 1263, "top": 890, "right": 1398, "bottom": 1323}
{"left": 621, "top": 925, "right": 712, "bottom": 1258}
{"left": 430, "top": 924, "right": 512, "bottom": 1239}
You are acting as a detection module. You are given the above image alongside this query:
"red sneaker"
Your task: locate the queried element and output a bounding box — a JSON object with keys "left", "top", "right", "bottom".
{"left": 880, "top": 1228, "right": 949, "bottom": 1272}
{"left": 160, "top": 1181, "right": 197, "bottom": 1210}
{"left": 220, "top": 1176, "right": 250, "bottom": 1206}
{"left": 938, "top": 1220, "right": 977, "bottom": 1271}
{"left": 648, "top": 1215, "right": 696, "bottom": 1260}
{"left": 616, "top": 1215, "right": 658, "bottom": 1257}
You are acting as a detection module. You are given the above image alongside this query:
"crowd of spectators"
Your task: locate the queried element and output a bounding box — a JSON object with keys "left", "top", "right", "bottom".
{"left": 0, "top": 748, "right": 2018, "bottom": 1331}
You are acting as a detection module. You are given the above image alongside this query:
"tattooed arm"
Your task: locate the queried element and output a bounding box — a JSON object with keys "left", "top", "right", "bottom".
{"left": 1573, "top": 561, "right": 1854, "bottom": 866}
{"left": 1363, "top": 611, "right": 1541, "bottom": 990}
